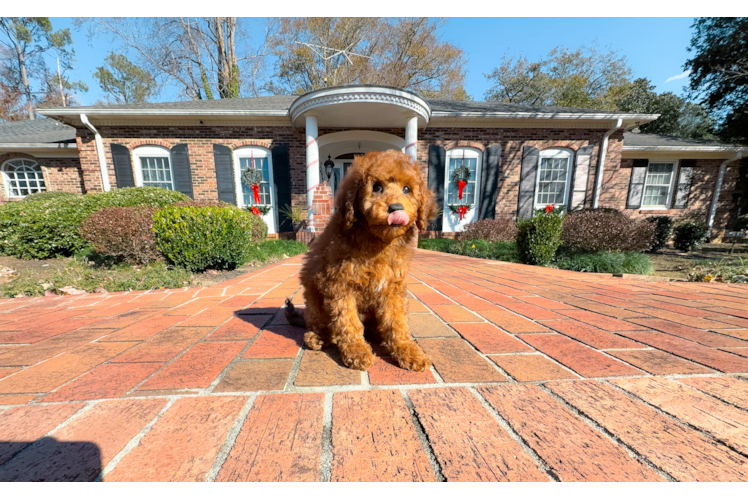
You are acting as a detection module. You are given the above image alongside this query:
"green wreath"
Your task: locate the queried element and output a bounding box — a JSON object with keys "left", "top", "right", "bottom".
{"left": 447, "top": 204, "right": 473, "bottom": 214}
{"left": 241, "top": 167, "right": 264, "bottom": 187}
{"left": 451, "top": 164, "right": 471, "bottom": 183}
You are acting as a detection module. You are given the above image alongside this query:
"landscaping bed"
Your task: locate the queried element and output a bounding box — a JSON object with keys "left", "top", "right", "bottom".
{"left": 0, "top": 187, "right": 309, "bottom": 297}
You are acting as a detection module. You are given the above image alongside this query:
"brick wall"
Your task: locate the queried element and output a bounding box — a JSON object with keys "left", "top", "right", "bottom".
{"left": 613, "top": 158, "right": 739, "bottom": 240}
{"left": 0, "top": 152, "right": 84, "bottom": 204}
{"left": 72, "top": 123, "right": 739, "bottom": 236}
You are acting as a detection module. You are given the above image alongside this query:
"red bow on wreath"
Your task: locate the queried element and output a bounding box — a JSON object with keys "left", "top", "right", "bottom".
{"left": 458, "top": 180, "right": 467, "bottom": 200}
{"left": 251, "top": 184, "right": 261, "bottom": 204}
{"left": 250, "top": 207, "right": 261, "bottom": 216}
{"left": 457, "top": 205, "right": 468, "bottom": 220}
{"left": 545, "top": 204, "right": 554, "bottom": 213}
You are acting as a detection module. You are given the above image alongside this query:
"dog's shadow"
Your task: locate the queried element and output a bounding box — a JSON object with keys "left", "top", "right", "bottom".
{"left": 0, "top": 437, "right": 102, "bottom": 481}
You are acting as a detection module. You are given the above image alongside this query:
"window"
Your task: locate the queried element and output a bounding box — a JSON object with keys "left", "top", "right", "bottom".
{"left": 535, "top": 149, "right": 573, "bottom": 209}
{"left": 642, "top": 162, "right": 676, "bottom": 208}
{"left": 132, "top": 146, "right": 174, "bottom": 190}
{"left": 2, "top": 158, "right": 46, "bottom": 198}
{"left": 446, "top": 148, "right": 479, "bottom": 206}
{"left": 233, "top": 147, "right": 274, "bottom": 208}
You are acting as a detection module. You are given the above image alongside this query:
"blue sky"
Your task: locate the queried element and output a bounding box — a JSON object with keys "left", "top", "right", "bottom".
{"left": 49, "top": 17, "right": 697, "bottom": 105}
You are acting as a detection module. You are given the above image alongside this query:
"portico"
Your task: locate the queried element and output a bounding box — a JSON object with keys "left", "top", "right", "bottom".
{"left": 289, "top": 85, "right": 430, "bottom": 232}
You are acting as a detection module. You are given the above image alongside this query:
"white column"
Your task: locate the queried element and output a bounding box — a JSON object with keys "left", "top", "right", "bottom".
{"left": 305, "top": 115, "right": 320, "bottom": 232}
{"left": 405, "top": 115, "right": 418, "bottom": 161}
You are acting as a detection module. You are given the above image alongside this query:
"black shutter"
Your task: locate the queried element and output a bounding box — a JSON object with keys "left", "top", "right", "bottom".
{"left": 571, "top": 145, "right": 594, "bottom": 210}
{"left": 674, "top": 159, "right": 696, "bottom": 209}
{"left": 517, "top": 145, "right": 539, "bottom": 219}
{"left": 272, "top": 145, "right": 293, "bottom": 232}
{"left": 626, "top": 159, "right": 649, "bottom": 209}
{"left": 478, "top": 145, "right": 501, "bottom": 220}
{"left": 111, "top": 144, "right": 135, "bottom": 188}
{"left": 427, "top": 145, "right": 446, "bottom": 231}
{"left": 212, "top": 144, "right": 236, "bottom": 205}
{"left": 170, "top": 144, "right": 194, "bottom": 199}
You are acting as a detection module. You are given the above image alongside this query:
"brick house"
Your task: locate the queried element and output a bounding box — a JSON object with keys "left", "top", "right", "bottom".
{"left": 1, "top": 84, "right": 745, "bottom": 239}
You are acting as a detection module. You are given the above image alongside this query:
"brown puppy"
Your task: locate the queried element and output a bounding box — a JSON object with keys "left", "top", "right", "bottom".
{"left": 286, "top": 150, "right": 436, "bottom": 371}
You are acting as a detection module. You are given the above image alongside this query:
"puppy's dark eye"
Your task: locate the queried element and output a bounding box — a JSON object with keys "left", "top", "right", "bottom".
{"left": 403, "top": 186, "right": 411, "bottom": 194}
{"left": 372, "top": 183, "right": 383, "bottom": 193}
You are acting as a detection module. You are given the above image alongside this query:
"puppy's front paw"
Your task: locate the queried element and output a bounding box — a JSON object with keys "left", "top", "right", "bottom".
{"left": 304, "top": 331, "right": 325, "bottom": 350}
{"left": 391, "top": 342, "right": 432, "bottom": 372}
{"left": 339, "top": 342, "right": 375, "bottom": 371}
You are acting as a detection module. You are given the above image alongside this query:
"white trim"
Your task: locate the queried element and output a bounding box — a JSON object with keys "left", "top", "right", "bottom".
{"left": 289, "top": 86, "right": 431, "bottom": 126}
{"left": 431, "top": 111, "right": 658, "bottom": 121}
{"left": 0, "top": 143, "right": 77, "bottom": 150}
{"left": 41, "top": 108, "right": 289, "bottom": 117}
{"left": 1, "top": 158, "right": 46, "bottom": 199}
{"left": 534, "top": 148, "right": 574, "bottom": 210}
{"left": 623, "top": 145, "right": 745, "bottom": 152}
{"left": 131, "top": 145, "right": 173, "bottom": 190}
{"left": 233, "top": 146, "right": 277, "bottom": 234}
{"left": 442, "top": 147, "right": 482, "bottom": 232}
{"left": 640, "top": 160, "right": 678, "bottom": 210}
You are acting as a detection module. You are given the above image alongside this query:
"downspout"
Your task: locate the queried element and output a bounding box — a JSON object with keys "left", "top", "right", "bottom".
{"left": 80, "top": 114, "right": 111, "bottom": 192}
{"left": 707, "top": 149, "right": 745, "bottom": 238}
{"left": 592, "top": 118, "right": 623, "bottom": 208}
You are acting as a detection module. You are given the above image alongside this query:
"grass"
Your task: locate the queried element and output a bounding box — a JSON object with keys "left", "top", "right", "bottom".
{"left": 418, "top": 238, "right": 520, "bottom": 263}
{"left": 687, "top": 257, "right": 748, "bottom": 283}
{"left": 554, "top": 249, "right": 653, "bottom": 275}
{"left": 0, "top": 239, "right": 309, "bottom": 298}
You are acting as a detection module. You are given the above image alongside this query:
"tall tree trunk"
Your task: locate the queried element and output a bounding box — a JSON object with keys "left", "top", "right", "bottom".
{"left": 15, "top": 42, "right": 34, "bottom": 119}
{"left": 180, "top": 17, "right": 213, "bottom": 99}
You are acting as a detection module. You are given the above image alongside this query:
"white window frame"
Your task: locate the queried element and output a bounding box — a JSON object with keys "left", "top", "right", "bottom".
{"left": 534, "top": 148, "right": 574, "bottom": 210}
{"left": 1, "top": 158, "right": 46, "bottom": 199}
{"left": 132, "top": 146, "right": 175, "bottom": 190}
{"left": 442, "top": 147, "right": 482, "bottom": 232}
{"left": 641, "top": 160, "right": 678, "bottom": 210}
{"left": 233, "top": 146, "right": 277, "bottom": 234}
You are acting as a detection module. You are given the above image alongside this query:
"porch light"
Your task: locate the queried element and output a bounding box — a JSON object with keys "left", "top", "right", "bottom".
{"left": 324, "top": 155, "right": 335, "bottom": 181}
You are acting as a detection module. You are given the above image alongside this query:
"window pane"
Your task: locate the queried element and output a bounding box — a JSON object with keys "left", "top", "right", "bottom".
{"left": 446, "top": 153, "right": 477, "bottom": 205}
{"left": 240, "top": 156, "right": 271, "bottom": 206}
{"left": 3, "top": 159, "right": 45, "bottom": 197}
{"left": 642, "top": 163, "right": 673, "bottom": 207}
{"left": 535, "top": 156, "right": 569, "bottom": 207}
{"left": 140, "top": 156, "right": 173, "bottom": 190}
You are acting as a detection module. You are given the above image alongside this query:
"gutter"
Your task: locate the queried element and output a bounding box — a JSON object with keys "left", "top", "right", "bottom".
{"left": 80, "top": 114, "right": 111, "bottom": 192}
{"left": 707, "top": 149, "right": 746, "bottom": 237}
{"left": 623, "top": 146, "right": 745, "bottom": 152}
{"left": 592, "top": 118, "right": 623, "bottom": 208}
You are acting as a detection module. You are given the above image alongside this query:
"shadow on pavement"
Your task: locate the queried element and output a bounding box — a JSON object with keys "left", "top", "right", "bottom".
{"left": 0, "top": 437, "right": 101, "bottom": 481}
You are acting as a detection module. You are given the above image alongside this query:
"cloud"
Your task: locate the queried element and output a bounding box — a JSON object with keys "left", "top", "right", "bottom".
{"left": 665, "top": 70, "right": 691, "bottom": 83}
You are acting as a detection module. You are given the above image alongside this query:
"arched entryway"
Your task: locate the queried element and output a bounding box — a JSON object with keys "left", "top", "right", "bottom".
{"left": 318, "top": 130, "right": 406, "bottom": 198}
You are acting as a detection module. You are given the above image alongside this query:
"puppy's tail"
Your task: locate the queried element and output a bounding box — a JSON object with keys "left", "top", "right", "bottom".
{"left": 284, "top": 298, "right": 306, "bottom": 328}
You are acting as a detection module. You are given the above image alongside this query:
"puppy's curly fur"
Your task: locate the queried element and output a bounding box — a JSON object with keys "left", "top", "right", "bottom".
{"left": 286, "top": 150, "right": 436, "bottom": 371}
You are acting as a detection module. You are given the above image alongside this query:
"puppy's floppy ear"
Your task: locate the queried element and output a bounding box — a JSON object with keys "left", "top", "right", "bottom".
{"left": 335, "top": 166, "right": 363, "bottom": 230}
{"left": 416, "top": 187, "right": 437, "bottom": 232}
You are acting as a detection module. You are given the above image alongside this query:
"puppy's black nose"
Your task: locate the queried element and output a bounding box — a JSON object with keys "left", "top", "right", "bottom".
{"left": 388, "top": 203, "right": 404, "bottom": 213}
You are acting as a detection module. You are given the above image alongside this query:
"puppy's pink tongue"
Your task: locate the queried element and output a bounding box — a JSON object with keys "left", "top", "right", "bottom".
{"left": 387, "top": 210, "right": 410, "bottom": 226}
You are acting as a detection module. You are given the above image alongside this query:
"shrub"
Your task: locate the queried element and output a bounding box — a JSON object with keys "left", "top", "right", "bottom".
{"left": 461, "top": 218, "right": 517, "bottom": 242}
{"left": 418, "top": 238, "right": 458, "bottom": 253}
{"left": 80, "top": 207, "right": 161, "bottom": 265}
{"left": 646, "top": 216, "right": 674, "bottom": 252}
{"left": 152, "top": 204, "right": 266, "bottom": 272}
{"left": 0, "top": 187, "right": 188, "bottom": 259}
{"left": 673, "top": 221, "right": 709, "bottom": 252}
{"left": 417, "top": 238, "right": 519, "bottom": 262}
{"left": 516, "top": 206, "right": 565, "bottom": 266}
{"left": 554, "top": 250, "right": 653, "bottom": 274}
{"left": 561, "top": 208, "right": 655, "bottom": 253}
{"left": 22, "top": 191, "right": 77, "bottom": 203}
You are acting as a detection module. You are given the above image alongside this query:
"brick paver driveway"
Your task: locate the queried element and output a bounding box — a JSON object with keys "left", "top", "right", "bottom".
{"left": 1, "top": 249, "right": 748, "bottom": 481}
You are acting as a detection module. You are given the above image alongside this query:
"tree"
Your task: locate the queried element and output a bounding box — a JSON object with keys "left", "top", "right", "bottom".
{"left": 270, "top": 17, "right": 469, "bottom": 99}
{"left": 616, "top": 78, "right": 716, "bottom": 139}
{"left": 685, "top": 17, "right": 748, "bottom": 225}
{"left": 78, "top": 17, "right": 270, "bottom": 100}
{"left": 0, "top": 81, "right": 24, "bottom": 121}
{"left": 0, "top": 17, "right": 83, "bottom": 119}
{"left": 94, "top": 52, "right": 156, "bottom": 104}
{"left": 484, "top": 45, "right": 632, "bottom": 109}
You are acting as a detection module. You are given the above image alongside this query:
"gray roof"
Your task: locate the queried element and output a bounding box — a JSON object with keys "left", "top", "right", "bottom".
{"left": 425, "top": 98, "right": 637, "bottom": 115}
{"left": 623, "top": 131, "right": 744, "bottom": 149}
{"left": 0, "top": 119, "right": 76, "bottom": 144}
{"left": 39, "top": 92, "right": 648, "bottom": 117}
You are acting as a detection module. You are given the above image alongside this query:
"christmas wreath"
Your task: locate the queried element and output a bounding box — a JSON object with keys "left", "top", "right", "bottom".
{"left": 246, "top": 205, "right": 271, "bottom": 216}
{"left": 451, "top": 164, "right": 471, "bottom": 201}
{"left": 241, "top": 167, "right": 264, "bottom": 204}
{"left": 448, "top": 204, "right": 473, "bottom": 221}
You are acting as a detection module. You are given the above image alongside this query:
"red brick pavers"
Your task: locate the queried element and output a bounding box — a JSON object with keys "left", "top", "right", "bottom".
{"left": 1, "top": 250, "right": 748, "bottom": 481}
